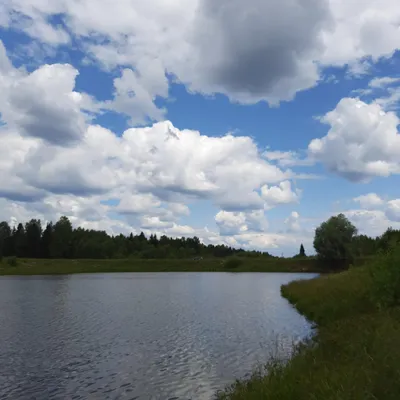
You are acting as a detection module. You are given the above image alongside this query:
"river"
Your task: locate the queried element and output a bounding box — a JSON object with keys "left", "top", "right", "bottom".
{"left": 0, "top": 272, "right": 317, "bottom": 399}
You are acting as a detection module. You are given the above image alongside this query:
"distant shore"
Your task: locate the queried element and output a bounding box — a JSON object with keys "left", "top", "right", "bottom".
{"left": 0, "top": 257, "right": 324, "bottom": 275}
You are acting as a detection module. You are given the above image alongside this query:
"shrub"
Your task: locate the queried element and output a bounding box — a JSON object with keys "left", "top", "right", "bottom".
{"left": 369, "top": 245, "right": 400, "bottom": 309}
{"left": 224, "top": 257, "right": 243, "bottom": 269}
{"left": 6, "top": 256, "right": 18, "bottom": 267}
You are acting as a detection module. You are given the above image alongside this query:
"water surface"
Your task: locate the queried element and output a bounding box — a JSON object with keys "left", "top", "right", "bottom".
{"left": 0, "top": 272, "right": 317, "bottom": 399}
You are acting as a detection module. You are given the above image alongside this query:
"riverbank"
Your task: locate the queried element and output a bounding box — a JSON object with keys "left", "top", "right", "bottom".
{"left": 216, "top": 254, "right": 400, "bottom": 399}
{"left": 0, "top": 257, "right": 324, "bottom": 275}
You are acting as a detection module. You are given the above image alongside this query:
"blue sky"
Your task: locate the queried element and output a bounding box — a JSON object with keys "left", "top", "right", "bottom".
{"left": 0, "top": 0, "right": 400, "bottom": 255}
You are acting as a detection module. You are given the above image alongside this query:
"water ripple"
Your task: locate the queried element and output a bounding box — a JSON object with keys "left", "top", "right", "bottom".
{"left": 0, "top": 272, "right": 316, "bottom": 399}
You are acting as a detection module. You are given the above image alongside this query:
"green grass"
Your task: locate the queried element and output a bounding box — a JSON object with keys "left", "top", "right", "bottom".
{"left": 0, "top": 256, "right": 323, "bottom": 275}
{"left": 216, "top": 255, "right": 400, "bottom": 400}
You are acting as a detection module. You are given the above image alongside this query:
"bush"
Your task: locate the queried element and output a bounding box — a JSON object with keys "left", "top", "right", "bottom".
{"left": 369, "top": 245, "right": 400, "bottom": 309}
{"left": 224, "top": 257, "right": 243, "bottom": 269}
{"left": 6, "top": 256, "right": 18, "bottom": 267}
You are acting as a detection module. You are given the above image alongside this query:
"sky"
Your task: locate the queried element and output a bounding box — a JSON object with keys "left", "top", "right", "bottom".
{"left": 0, "top": 0, "right": 400, "bottom": 256}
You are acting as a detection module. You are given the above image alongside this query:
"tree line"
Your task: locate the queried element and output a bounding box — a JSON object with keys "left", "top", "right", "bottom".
{"left": 1, "top": 213, "right": 398, "bottom": 263}
{"left": 0, "top": 216, "right": 273, "bottom": 260}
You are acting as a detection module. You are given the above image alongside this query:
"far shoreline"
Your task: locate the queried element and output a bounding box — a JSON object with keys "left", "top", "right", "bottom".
{"left": 0, "top": 257, "right": 328, "bottom": 276}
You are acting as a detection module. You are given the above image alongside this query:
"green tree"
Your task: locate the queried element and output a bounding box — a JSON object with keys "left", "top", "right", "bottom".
{"left": 378, "top": 228, "right": 400, "bottom": 252}
{"left": 14, "top": 223, "right": 27, "bottom": 257}
{"left": 25, "top": 219, "right": 42, "bottom": 258}
{"left": 352, "top": 234, "right": 377, "bottom": 257}
{"left": 0, "top": 221, "right": 11, "bottom": 258}
{"left": 40, "top": 222, "right": 53, "bottom": 258}
{"left": 313, "top": 213, "right": 357, "bottom": 269}
{"left": 299, "top": 244, "right": 306, "bottom": 257}
{"left": 50, "top": 216, "right": 73, "bottom": 258}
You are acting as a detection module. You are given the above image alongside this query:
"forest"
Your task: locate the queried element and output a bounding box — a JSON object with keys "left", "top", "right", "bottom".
{"left": 0, "top": 216, "right": 272, "bottom": 260}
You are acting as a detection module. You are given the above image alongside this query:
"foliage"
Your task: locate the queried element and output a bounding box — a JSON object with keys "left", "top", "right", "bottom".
{"left": 223, "top": 257, "right": 243, "bottom": 269}
{"left": 299, "top": 244, "right": 305, "bottom": 257}
{"left": 369, "top": 245, "right": 400, "bottom": 309}
{"left": 313, "top": 213, "right": 357, "bottom": 268}
{"left": 25, "top": 219, "right": 42, "bottom": 258}
{"left": 377, "top": 227, "right": 400, "bottom": 252}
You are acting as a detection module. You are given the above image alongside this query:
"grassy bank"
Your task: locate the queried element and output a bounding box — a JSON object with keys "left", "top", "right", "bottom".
{"left": 0, "top": 256, "right": 325, "bottom": 275}
{"left": 217, "top": 251, "right": 400, "bottom": 399}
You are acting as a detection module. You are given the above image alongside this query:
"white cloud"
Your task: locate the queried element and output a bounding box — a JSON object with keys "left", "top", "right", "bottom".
{"left": 309, "top": 98, "right": 400, "bottom": 182}
{"left": 320, "top": 0, "right": 400, "bottom": 66}
{"left": 215, "top": 210, "right": 268, "bottom": 236}
{"left": 231, "top": 232, "right": 301, "bottom": 252}
{"left": 0, "top": 62, "right": 87, "bottom": 146}
{"left": 116, "top": 193, "right": 161, "bottom": 215}
{"left": 215, "top": 211, "right": 247, "bottom": 236}
{"left": 344, "top": 209, "right": 400, "bottom": 237}
{"left": 5, "top": 120, "right": 288, "bottom": 208}
{"left": 355, "top": 76, "right": 400, "bottom": 111}
{"left": 1, "top": 0, "right": 400, "bottom": 108}
{"left": 386, "top": 199, "right": 400, "bottom": 222}
{"left": 285, "top": 211, "right": 301, "bottom": 232}
{"left": 353, "top": 193, "right": 384, "bottom": 209}
{"left": 261, "top": 181, "right": 300, "bottom": 209}
{"left": 140, "top": 215, "right": 174, "bottom": 230}
{"left": 369, "top": 76, "right": 400, "bottom": 88}
{"left": 105, "top": 67, "right": 168, "bottom": 125}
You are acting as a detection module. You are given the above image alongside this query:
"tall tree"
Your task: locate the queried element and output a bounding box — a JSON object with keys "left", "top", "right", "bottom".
{"left": 50, "top": 216, "right": 73, "bottom": 258}
{"left": 40, "top": 222, "right": 53, "bottom": 258}
{"left": 299, "top": 244, "right": 306, "bottom": 257}
{"left": 0, "top": 221, "right": 11, "bottom": 258}
{"left": 25, "top": 219, "right": 42, "bottom": 258}
{"left": 313, "top": 213, "right": 357, "bottom": 268}
{"left": 14, "top": 223, "right": 27, "bottom": 257}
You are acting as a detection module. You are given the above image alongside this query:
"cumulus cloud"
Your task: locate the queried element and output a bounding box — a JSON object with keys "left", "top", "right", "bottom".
{"left": 2, "top": 0, "right": 400, "bottom": 107}
{"left": 105, "top": 67, "right": 168, "bottom": 125}
{"left": 386, "top": 200, "right": 400, "bottom": 222}
{"left": 341, "top": 193, "right": 400, "bottom": 237}
{"left": 176, "top": 0, "right": 331, "bottom": 104}
{"left": 215, "top": 210, "right": 268, "bottom": 236}
{"left": 353, "top": 193, "right": 384, "bottom": 209}
{"left": 2, "top": 119, "right": 289, "bottom": 206}
{"left": 344, "top": 209, "right": 400, "bottom": 238}
{"left": 320, "top": 0, "right": 400, "bottom": 66}
{"left": 261, "top": 181, "right": 300, "bottom": 209}
{"left": 284, "top": 211, "right": 301, "bottom": 232}
{"left": 0, "top": 63, "right": 87, "bottom": 146}
{"left": 0, "top": 42, "right": 90, "bottom": 146}
{"left": 309, "top": 98, "right": 400, "bottom": 182}
{"left": 116, "top": 193, "right": 162, "bottom": 215}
